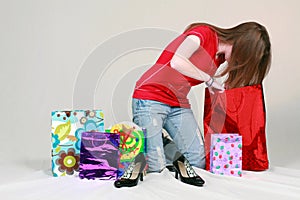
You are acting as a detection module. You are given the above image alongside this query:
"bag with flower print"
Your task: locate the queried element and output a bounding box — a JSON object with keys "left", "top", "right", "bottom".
{"left": 51, "top": 110, "right": 104, "bottom": 177}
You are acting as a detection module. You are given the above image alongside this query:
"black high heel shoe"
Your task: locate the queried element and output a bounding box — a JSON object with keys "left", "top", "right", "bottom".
{"left": 114, "top": 152, "right": 146, "bottom": 188}
{"left": 172, "top": 152, "right": 205, "bottom": 187}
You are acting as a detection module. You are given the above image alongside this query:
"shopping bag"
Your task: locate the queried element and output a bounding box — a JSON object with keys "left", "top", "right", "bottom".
{"left": 204, "top": 84, "right": 269, "bottom": 171}
{"left": 210, "top": 134, "right": 242, "bottom": 177}
{"left": 51, "top": 110, "right": 104, "bottom": 177}
{"left": 79, "top": 132, "right": 120, "bottom": 180}
{"left": 106, "top": 121, "right": 147, "bottom": 176}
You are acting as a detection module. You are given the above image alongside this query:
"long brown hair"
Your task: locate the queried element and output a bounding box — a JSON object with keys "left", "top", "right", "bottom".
{"left": 185, "top": 22, "right": 271, "bottom": 89}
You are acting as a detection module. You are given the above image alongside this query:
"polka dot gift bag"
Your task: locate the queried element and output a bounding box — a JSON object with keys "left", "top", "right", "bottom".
{"left": 210, "top": 133, "right": 242, "bottom": 177}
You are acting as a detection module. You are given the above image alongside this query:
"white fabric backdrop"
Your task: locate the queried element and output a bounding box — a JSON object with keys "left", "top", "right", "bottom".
{"left": 0, "top": 0, "right": 300, "bottom": 199}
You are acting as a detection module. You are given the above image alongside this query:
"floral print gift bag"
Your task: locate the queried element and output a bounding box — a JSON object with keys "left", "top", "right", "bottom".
{"left": 51, "top": 110, "right": 104, "bottom": 177}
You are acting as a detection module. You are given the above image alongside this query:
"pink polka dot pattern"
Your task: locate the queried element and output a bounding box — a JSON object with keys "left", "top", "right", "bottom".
{"left": 210, "top": 133, "right": 242, "bottom": 177}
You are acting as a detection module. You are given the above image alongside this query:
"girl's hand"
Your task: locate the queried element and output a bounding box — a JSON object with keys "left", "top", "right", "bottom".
{"left": 206, "top": 77, "right": 225, "bottom": 94}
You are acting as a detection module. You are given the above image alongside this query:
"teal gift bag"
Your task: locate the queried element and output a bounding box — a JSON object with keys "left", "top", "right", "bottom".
{"left": 51, "top": 110, "right": 104, "bottom": 177}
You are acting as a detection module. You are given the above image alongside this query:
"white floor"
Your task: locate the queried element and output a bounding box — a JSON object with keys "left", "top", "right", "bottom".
{"left": 1, "top": 159, "right": 300, "bottom": 200}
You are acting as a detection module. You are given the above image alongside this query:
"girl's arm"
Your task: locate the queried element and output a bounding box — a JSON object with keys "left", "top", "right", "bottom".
{"left": 170, "top": 35, "right": 224, "bottom": 91}
{"left": 170, "top": 35, "right": 210, "bottom": 81}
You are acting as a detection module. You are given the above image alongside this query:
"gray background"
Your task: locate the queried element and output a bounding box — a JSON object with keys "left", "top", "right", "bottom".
{"left": 0, "top": 0, "right": 299, "bottom": 171}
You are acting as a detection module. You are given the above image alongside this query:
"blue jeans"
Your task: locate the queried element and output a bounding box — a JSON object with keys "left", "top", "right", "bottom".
{"left": 132, "top": 98, "right": 205, "bottom": 172}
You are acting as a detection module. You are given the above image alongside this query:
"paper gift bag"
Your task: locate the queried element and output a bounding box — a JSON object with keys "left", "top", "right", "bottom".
{"left": 106, "top": 122, "right": 147, "bottom": 176}
{"left": 210, "top": 134, "right": 242, "bottom": 177}
{"left": 204, "top": 84, "right": 269, "bottom": 171}
{"left": 51, "top": 110, "right": 104, "bottom": 177}
{"left": 79, "top": 132, "right": 120, "bottom": 180}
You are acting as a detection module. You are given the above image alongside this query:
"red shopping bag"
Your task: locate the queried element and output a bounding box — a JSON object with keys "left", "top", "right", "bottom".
{"left": 203, "top": 84, "right": 269, "bottom": 171}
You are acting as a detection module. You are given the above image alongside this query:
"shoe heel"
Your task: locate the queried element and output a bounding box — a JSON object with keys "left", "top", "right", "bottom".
{"left": 175, "top": 170, "right": 179, "bottom": 179}
{"left": 140, "top": 173, "right": 143, "bottom": 181}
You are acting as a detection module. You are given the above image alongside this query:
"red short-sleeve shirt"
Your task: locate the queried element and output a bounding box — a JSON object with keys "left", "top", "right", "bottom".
{"left": 132, "top": 25, "right": 221, "bottom": 108}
